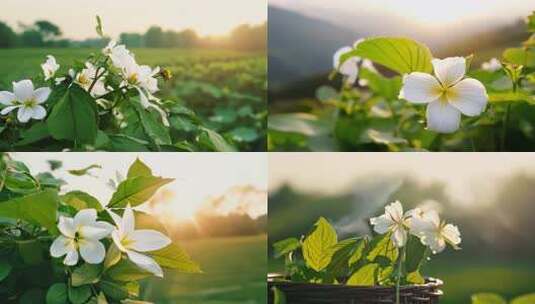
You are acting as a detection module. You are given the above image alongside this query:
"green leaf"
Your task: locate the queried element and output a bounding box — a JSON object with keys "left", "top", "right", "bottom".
{"left": 404, "top": 236, "right": 427, "bottom": 274}
{"left": 61, "top": 191, "right": 103, "bottom": 211}
{"left": 17, "top": 239, "right": 45, "bottom": 265}
{"left": 151, "top": 243, "right": 202, "bottom": 273}
{"left": 326, "top": 238, "right": 359, "bottom": 277}
{"left": 347, "top": 263, "right": 379, "bottom": 286}
{"left": 72, "top": 263, "right": 102, "bottom": 286}
{"left": 272, "top": 287, "right": 287, "bottom": 304}
{"left": 95, "top": 15, "right": 104, "bottom": 37}
{"left": 199, "top": 127, "right": 237, "bottom": 152}
{"left": 127, "top": 158, "right": 152, "bottom": 179}
{"left": 511, "top": 293, "right": 535, "bottom": 304}
{"left": 108, "top": 175, "right": 174, "bottom": 208}
{"left": 471, "top": 293, "right": 507, "bottom": 304}
{"left": 4, "top": 171, "right": 39, "bottom": 194}
{"left": 0, "top": 189, "right": 59, "bottom": 233}
{"left": 273, "top": 237, "right": 301, "bottom": 258}
{"left": 68, "top": 164, "right": 101, "bottom": 176}
{"left": 229, "top": 127, "right": 259, "bottom": 143}
{"left": 15, "top": 121, "right": 50, "bottom": 146}
{"left": 350, "top": 37, "right": 433, "bottom": 75}
{"left": 302, "top": 217, "right": 338, "bottom": 272}
{"left": 133, "top": 103, "right": 171, "bottom": 146}
{"left": 367, "top": 233, "right": 398, "bottom": 263}
{"left": 21, "top": 289, "right": 46, "bottom": 304}
{"left": 103, "top": 244, "right": 122, "bottom": 270}
{"left": 366, "top": 129, "right": 408, "bottom": 145}
{"left": 107, "top": 259, "right": 152, "bottom": 281}
{"left": 502, "top": 48, "right": 535, "bottom": 67}
{"left": 269, "top": 113, "right": 329, "bottom": 136}
{"left": 488, "top": 91, "right": 535, "bottom": 104}
{"left": 315, "top": 86, "right": 338, "bottom": 102}
{"left": 47, "top": 84, "right": 98, "bottom": 145}
{"left": 69, "top": 285, "right": 92, "bottom": 304}
{"left": 46, "top": 283, "right": 68, "bottom": 304}
{"left": 407, "top": 271, "right": 425, "bottom": 284}
{"left": 37, "top": 172, "right": 65, "bottom": 190}
{"left": 0, "top": 259, "right": 12, "bottom": 281}
{"left": 359, "top": 68, "right": 402, "bottom": 100}
{"left": 99, "top": 280, "right": 139, "bottom": 301}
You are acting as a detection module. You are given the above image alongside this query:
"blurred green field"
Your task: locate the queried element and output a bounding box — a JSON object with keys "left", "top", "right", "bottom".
{"left": 143, "top": 235, "right": 267, "bottom": 304}
{"left": 0, "top": 48, "right": 267, "bottom": 151}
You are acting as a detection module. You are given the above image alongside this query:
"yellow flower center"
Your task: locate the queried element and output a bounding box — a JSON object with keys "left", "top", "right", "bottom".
{"left": 127, "top": 73, "right": 139, "bottom": 85}
{"left": 22, "top": 99, "right": 37, "bottom": 108}
{"left": 433, "top": 84, "right": 458, "bottom": 105}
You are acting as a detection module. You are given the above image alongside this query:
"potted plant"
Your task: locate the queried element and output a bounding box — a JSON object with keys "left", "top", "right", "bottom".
{"left": 269, "top": 201, "right": 461, "bottom": 304}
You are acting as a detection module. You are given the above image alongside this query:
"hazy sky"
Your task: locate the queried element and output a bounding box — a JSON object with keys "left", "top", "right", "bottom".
{"left": 269, "top": 153, "right": 535, "bottom": 206}
{"left": 2, "top": 0, "right": 267, "bottom": 39}
{"left": 271, "top": 0, "right": 534, "bottom": 28}
{"left": 13, "top": 152, "right": 267, "bottom": 220}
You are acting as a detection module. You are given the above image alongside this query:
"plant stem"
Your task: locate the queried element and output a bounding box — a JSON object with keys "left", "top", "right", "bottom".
{"left": 396, "top": 247, "right": 404, "bottom": 304}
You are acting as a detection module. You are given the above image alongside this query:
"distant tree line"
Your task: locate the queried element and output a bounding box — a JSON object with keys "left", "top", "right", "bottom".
{"left": 0, "top": 19, "right": 266, "bottom": 51}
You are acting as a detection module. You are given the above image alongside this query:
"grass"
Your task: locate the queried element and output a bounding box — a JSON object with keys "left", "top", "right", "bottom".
{"left": 142, "top": 235, "right": 267, "bottom": 304}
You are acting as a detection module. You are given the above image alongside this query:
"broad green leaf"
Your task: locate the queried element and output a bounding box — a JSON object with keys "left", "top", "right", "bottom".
{"left": 349, "top": 37, "right": 433, "bottom": 75}
{"left": 0, "top": 259, "right": 12, "bottom": 281}
{"left": 107, "top": 259, "right": 152, "bottom": 281}
{"left": 229, "top": 127, "right": 259, "bottom": 143}
{"left": 502, "top": 48, "right": 535, "bottom": 67}
{"left": 269, "top": 113, "right": 329, "bottom": 136}
{"left": 15, "top": 121, "right": 50, "bottom": 146}
{"left": 407, "top": 271, "right": 425, "bottom": 284}
{"left": 366, "top": 129, "right": 408, "bottom": 145}
{"left": 511, "top": 293, "right": 535, "bottom": 304}
{"left": 108, "top": 175, "right": 174, "bottom": 208}
{"left": 72, "top": 263, "right": 102, "bottom": 286}
{"left": 61, "top": 191, "right": 103, "bottom": 211}
{"left": 68, "top": 285, "right": 92, "bottom": 304}
{"left": 99, "top": 280, "right": 139, "bottom": 301}
{"left": 199, "top": 127, "right": 237, "bottom": 152}
{"left": 273, "top": 237, "right": 301, "bottom": 258}
{"left": 404, "top": 236, "right": 427, "bottom": 273}
{"left": 272, "top": 287, "right": 287, "bottom": 304}
{"left": 47, "top": 84, "right": 98, "bottom": 145}
{"left": 528, "top": 11, "right": 535, "bottom": 32}
{"left": 347, "top": 263, "right": 378, "bottom": 286}
{"left": 0, "top": 189, "right": 59, "bottom": 233}
{"left": 37, "top": 172, "right": 65, "bottom": 190}
{"left": 489, "top": 91, "right": 535, "bottom": 104}
{"left": 326, "top": 238, "right": 359, "bottom": 277}
{"left": 367, "top": 233, "right": 398, "bottom": 263}
{"left": 348, "top": 238, "right": 367, "bottom": 267}
{"left": 302, "top": 217, "right": 338, "bottom": 272}
{"left": 127, "top": 158, "right": 152, "bottom": 179}
{"left": 17, "top": 239, "right": 44, "bottom": 265}
{"left": 359, "top": 68, "right": 402, "bottom": 100}
{"left": 103, "top": 244, "right": 122, "bottom": 270}
{"left": 97, "top": 293, "right": 108, "bottom": 304}
{"left": 68, "top": 164, "right": 101, "bottom": 176}
{"left": 46, "top": 283, "right": 68, "bottom": 304}
{"left": 4, "top": 171, "right": 39, "bottom": 194}
{"left": 151, "top": 243, "right": 202, "bottom": 273}
{"left": 133, "top": 103, "right": 171, "bottom": 146}
{"left": 108, "top": 134, "right": 150, "bottom": 152}
{"left": 95, "top": 15, "right": 104, "bottom": 37}
{"left": 471, "top": 293, "right": 507, "bottom": 304}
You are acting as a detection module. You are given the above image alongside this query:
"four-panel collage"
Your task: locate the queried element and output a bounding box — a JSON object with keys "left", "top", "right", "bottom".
{"left": 0, "top": 0, "right": 534, "bottom": 303}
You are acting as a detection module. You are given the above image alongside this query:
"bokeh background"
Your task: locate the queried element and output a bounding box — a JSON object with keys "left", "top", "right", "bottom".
{"left": 13, "top": 152, "right": 268, "bottom": 304}
{"left": 0, "top": 0, "right": 267, "bottom": 151}
{"left": 268, "top": 153, "right": 535, "bottom": 304}
{"left": 269, "top": 0, "right": 534, "bottom": 110}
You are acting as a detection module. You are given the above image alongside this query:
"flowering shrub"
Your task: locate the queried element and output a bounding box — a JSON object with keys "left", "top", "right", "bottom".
{"left": 273, "top": 201, "right": 460, "bottom": 303}
{"left": 0, "top": 17, "right": 236, "bottom": 152}
{"left": 269, "top": 11, "right": 535, "bottom": 151}
{"left": 0, "top": 155, "right": 200, "bottom": 303}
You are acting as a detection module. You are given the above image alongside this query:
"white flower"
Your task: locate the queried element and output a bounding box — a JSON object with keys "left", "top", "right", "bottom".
{"left": 410, "top": 209, "right": 461, "bottom": 254}
{"left": 370, "top": 201, "right": 411, "bottom": 248}
{"left": 0, "top": 80, "right": 50, "bottom": 123}
{"left": 399, "top": 57, "right": 488, "bottom": 133}
{"left": 334, "top": 46, "right": 360, "bottom": 85}
{"left": 75, "top": 62, "right": 109, "bottom": 97}
{"left": 50, "top": 209, "right": 113, "bottom": 265}
{"left": 41, "top": 55, "right": 60, "bottom": 81}
{"left": 109, "top": 205, "right": 171, "bottom": 277}
{"left": 481, "top": 58, "right": 502, "bottom": 72}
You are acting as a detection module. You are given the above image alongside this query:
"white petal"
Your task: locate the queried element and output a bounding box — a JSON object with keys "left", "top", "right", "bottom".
{"left": 448, "top": 78, "right": 488, "bottom": 116}
{"left": 33, "top": 87, "right": 51, "bottom": 104}
{"left": 17, "top": 107, "right": 33, "bottom": 123}
{"left": 1, "top": 105, "right": 19, "bottom": 115}
{"left": 427, "top": 235, "right": 446, "bottom": 254}
{"left": 442, "top": 224, "right": 461, "bottom": 246}
{"left": 426, "top": 100, "right": 461, "bottom": 134}
{"left": 126, "top": 250, "right": 164, "bottom": 277}
{"left": 31, "top": 105, "right": 46, "bottom": 120}
{"left": 423, "top": 210, "right": 440, "bottom": 228}
{"left": 50, "top": 235, "right": 74, "bottom": 257}
{"left": 0, "top": 91, "right": 16, "bottom": 106}
{"left": 12, "top": 80, "right": 34, "bottom": 101}
{"left": 391, "top": 227, "right": 407, "bottom": 248}
{"left": 78, "top": 225, "right": 111, "bottom": 240}
{"left": 122, "top": 205, "right": 136, "bottom": 234}
{"left": 370, "top": 215, "right": 393, "bottom": 234}
{"left": 432, "top": 57, "right": 466, "bottom": 87}
{"left": 136, "top": 87, "right": 151, "bottom": 109}
{"left": 339, "top": 58, "right": 359, "bottom": 81}
{"left": 399, "top": 72, "right": 441, "bottom": 104}
{"left": 63, "top": 249, "right": 79, "bottom": 266}
{"left": 409, "top": 216, "right": 433, "bottom": 236}
{"left": 385, "top": 201, "right": 404, "bottom": 222}
{"left": 79, "top": 239, "right": 106, "bottom": 264}
{"left": 333, "top": 46, "right": 353, "bottom": 69}
{"left": 129, "top": 230, "right": 171, "bottom": 252}
{"left": 58, "top": 216, "right": 76, "bottom": 238}
{"left": 112, "top": 230, "right": 128, "bottom": 253}
{"left": 74, "top": 209, "right": 97, "bottom": 227}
